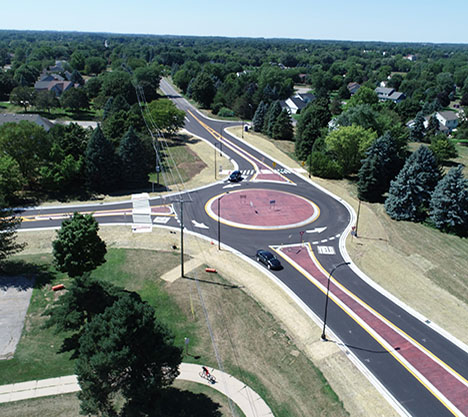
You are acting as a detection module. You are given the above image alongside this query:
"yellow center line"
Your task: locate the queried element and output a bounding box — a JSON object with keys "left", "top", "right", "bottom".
{"left": 188, "top": 110, "right": 294, "bottom": 184}
{"left": 271, "top": 243, "right": 463, "bottom": 416}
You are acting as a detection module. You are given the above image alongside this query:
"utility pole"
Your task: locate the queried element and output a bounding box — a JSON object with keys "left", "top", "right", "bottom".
{"left": 355, "top": 199, "right": 361, "bottom": 238}
{"left": 180, "top": 200, "right": 184, "bottom": 277}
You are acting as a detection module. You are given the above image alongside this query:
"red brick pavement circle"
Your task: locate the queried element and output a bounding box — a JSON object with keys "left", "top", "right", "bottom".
{"left": 206, "top": 189, "right": 319, "bottom": 229}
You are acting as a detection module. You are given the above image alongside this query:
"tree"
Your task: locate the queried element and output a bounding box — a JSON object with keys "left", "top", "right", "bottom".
{"left": 146, "top": 99, "right": 186, "bottom": 135}
{"left": 344, "top": 86, "right": 378, "bottom": 109}
{"left": 324, "top": 125, "right": 377, "bottom": 175}
{"left": 52, "top": 212, "right": 107, "bottom": 278}
{"left": 429, "top": 134, "right": 458, "bottom": 163}
{"left": 295, "top": 98, "right": 331, "bottom": 160}
{"left": 61, "top": 88, "right": 89, "bottom": 112}
{"left": 9, "top": 86, "right": 36, "bottom": 111}
{"left": 118, "top": 127, "right": 151, "bottom": 189}
{"left": 70, "top": 69, "right": 85, "bottom": 86}
{"left": 262, "top": 100, "right": 282, "bottom": 137}
{"left": 357, "top": 132, "right": 406, "bottom": 202}
{"left": 252, "top": 101, "right": 267, "bottom": 132}
{"left": 34, "top": 90, "right": 59, "bottom": 113}
{"left": 385, "top": 146, "right": 441, "bottom": 221}
{"left": 0, "top": 121, "right": 50, "bottom": 185}
{"left": 190, "top": 72, "right": 216, "bottom": 108}
{"left": 46, "top": 274, "right": 125, "bottom": 358}
{"left": 272, "top": 109, "right": 294, "bottom": 140}
{"left": 0, "top": 71, "right": 17, "bottom": 101}
{"left": 85, "top": 126, "right": 120, "bottom": 192}
{"left": 134, "top": 65, "right": 161, "bottom": 102}
{"left": 410, "top": 112, "right": 425, "bottom": 142}
{"left": 76, "top": 292, "right": 182, "bottom": 416}
{"left": 0, "top": 206, "right": 25, "bottom": 264}
{"left": 100, "top": 71, "right": 136, "bottom": 104}
{"left": 0, "top": 155, "right": 25, "bottom": 205}
{"left": 429, "top": 165, "right": 468, "bottom": 236}
{"left": 426, "top": 115, "right": 440, "bottom": 137}
{"left": 84, "top": 56, "right": 107, "bottom": 75}
{"left": 308, "top": 151, "right": 344, "bottom": 179}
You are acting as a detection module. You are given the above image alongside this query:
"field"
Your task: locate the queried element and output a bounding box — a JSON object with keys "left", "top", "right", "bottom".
{"left": 0, "top": 247, "right": 347, "bottom": 417}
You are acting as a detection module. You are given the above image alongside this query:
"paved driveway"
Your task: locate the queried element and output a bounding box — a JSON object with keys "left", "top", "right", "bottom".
{"left": 0, "top": 277, "right": 34, "bottom": 360}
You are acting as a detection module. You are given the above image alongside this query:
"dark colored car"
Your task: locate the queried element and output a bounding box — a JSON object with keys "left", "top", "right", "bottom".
{"left": 228, "top": 170, "right": 243, "bottom": 182}
{"left": 256, "top": 250, "right": 282, "bottom": 270}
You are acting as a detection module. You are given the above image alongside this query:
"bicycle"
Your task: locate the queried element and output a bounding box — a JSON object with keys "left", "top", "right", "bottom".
{"left": 199, "top": 369, "right": 217, "bottom": 384}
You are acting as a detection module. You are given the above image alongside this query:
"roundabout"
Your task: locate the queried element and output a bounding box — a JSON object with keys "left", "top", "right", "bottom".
{"left": 204, "top": 188, "right": 320, "bottom": 230}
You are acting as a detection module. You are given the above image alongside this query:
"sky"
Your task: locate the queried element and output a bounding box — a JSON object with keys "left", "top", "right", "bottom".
{"left": 2, "top": 0, "right": 468, "bottom": 44}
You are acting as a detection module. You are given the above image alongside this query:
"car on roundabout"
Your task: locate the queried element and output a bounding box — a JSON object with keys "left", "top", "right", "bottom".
{"left": 256, "top": 250, "right": 282, "bottom": 270}
{"left": 228, "top": 170, "right": 243, "bottom": 182}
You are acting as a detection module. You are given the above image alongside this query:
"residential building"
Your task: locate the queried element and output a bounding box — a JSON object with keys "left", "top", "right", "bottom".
{"left": 281, "top": 92, "right": 315, "bottom": 114}
{"left": 347, "top": 82, "right": 361, "bottom": 95}
{"left": 436, "top": 111, "right": 459, "bottom": 132}
{"left": 375, "top": 87, "right": 406, "bottom": 103}
{"left": 0, "top": 113, "right": 55, "bottom": 131}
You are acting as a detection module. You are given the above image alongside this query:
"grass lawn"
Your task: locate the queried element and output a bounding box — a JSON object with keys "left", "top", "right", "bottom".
{"left": 0, "top": 248, "right": 346, "bottom": 417}
{"left": 0, "top": 101, "right": 100, "bottom": 121}
{"left": 149, "top": 135, "right": 207, "bottom": 188}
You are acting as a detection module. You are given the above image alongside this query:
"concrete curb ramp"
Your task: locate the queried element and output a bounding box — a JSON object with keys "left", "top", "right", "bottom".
{"left": 0, "top": 363, "right": 274, "bottom": 417}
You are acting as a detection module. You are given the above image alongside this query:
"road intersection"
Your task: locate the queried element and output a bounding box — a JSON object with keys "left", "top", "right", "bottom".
{"left": 17, "top": 78, "right": 468, "bottom": 417}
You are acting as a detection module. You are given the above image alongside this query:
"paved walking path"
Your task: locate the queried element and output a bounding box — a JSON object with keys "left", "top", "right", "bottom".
{"left": 0, "top": 363, "right": 274, "bottom": 417}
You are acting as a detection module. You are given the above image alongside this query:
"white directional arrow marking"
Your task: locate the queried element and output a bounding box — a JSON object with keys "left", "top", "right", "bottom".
{"left": 306, "top": 227, "right": 327, "bottom": 234}
{"left": 192, "top": 220, "right": 209, "bottom": 229}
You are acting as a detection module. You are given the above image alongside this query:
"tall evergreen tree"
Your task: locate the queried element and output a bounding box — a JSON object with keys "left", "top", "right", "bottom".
{"left": 357, "top": 132, "right": 406, "bottom": 202}
{"left": 272, "top": 109, "right": 294, "bottom": 140}
{"left": 410, "top": 112, "right": 425, "bottom": 142}
{"left": 429, "top": 165, "right": 468, "bottom": 236}
{"left": 295, "top": 98, "right": 331, "bottom": 160}
{"left": 385, "top": 146, "right": 441, "bottom": 221}
{"left": 426, "top": 114, "right": 440, "bottom": 137}
{"left": 118, "top": 127, "right": 151, "bottom": 189}
{"left": 76, "top": 292, "right": 182, "bottom": 416}
{"left": 102, "top": 97, "right": 114, "bottom": 120}
{"left": 262, "top": 100, "right": 282, "bottom": 137}
{"left": 252, "top": 101, "right": 267, "bottom": 132}
{"left": 85, "top": 126, "right": 120, "bottom": 193}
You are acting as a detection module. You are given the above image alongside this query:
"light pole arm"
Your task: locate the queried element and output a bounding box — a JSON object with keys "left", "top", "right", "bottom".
{"left": 321, "top": 261, "right": 350, "bottom": 341}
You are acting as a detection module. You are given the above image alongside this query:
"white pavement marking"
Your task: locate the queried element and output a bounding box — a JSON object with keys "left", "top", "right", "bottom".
{"left": 317, "top": 246, "right": 336, "bottom": 255}
{"left": 223, "top": 184, "right": 242, "bottom": 189}
{"left": 191, "top": 220, "right": 209, "bottom": 229}
{"left": 0, "top": 364, "right": 274, "bottom": 417}
{"left": 306, "top": 227, "right": 327, "bottom": 234}
{"left": 132, "top": 193, "right": 152, "bottom": 232}
{"left": 153, "top": 217, "right": 170, "bottom": 224}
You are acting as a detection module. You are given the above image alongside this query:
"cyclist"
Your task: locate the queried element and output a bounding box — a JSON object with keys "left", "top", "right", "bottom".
{"left": 202, "top": 366, "right": 210, "bottom": 377}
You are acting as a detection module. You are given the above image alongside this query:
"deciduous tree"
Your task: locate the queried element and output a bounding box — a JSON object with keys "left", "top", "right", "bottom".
{"left": 52, "top": 212, "right": 107, "bottom": 278}
{"left": 146, "top": 99, "right": 185, "bottom": 135}
{"left": 9, "top": 86, "right": 36, "bottom": 111}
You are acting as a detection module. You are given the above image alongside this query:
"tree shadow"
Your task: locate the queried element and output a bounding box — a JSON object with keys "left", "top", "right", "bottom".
{"left": 0, "top": 260, "right": 57, "bottom": 289}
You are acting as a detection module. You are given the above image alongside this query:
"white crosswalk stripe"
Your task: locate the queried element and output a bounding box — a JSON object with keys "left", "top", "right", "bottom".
{"left": 238, "top": 168, "right": 291, "bottom": 176}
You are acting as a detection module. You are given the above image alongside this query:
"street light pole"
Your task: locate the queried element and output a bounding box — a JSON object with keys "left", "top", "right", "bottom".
{"left": 321, "top": 261, "right": 351, "bottom": 341}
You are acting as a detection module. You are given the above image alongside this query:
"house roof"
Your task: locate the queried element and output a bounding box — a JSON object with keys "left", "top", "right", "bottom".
{"left": 437, "top": 111, "right": 458, "bottom": 121}
{"left": 375, "top": 87, "right": 395, "bottom": 95}
{"left": 288, "top": 96, "right": 308, "bottom": 110}
{"left": 0, "top": 113, "right": 55, "bottom": 131}
{"left": 297, "top": 93, "right": 315, "bottom": 102}
{"left": 388, "top": 92, "right": 405, "bottom": 101}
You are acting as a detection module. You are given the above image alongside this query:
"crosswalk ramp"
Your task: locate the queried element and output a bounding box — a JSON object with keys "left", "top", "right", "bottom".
{"left": 131, "top": 193, "right": 152, "bottom": 233}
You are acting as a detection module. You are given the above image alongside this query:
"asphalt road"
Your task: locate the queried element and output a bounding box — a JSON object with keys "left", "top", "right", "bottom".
{"left": 18, "top": 79, "right": 468, "bottom": 417}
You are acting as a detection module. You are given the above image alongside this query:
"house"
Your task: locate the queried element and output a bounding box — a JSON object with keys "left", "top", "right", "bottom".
{"left": 347, "top": 82, "right": 360, "bottom": 96}
{"left": 281, "top": 92, "right": 316, "bottom": 114}
{"left": 436, "top": 111, "right": 459, "bottom": 132}
{"left": 375, "top": 87, "right": 406, "bottom": 103}
{"left": 404, "top": 54, "right": 417, "bottom": 61}
{"left": 34, "top": 73, "right": 75, "bottom": 97}
{"left": 0, "top": 113, "right": 55, "bottom": 131}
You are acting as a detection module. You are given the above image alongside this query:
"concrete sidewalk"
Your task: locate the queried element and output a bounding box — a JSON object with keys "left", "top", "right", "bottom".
{"left": 0, "top": 363, "right": 274, "bottom": 417}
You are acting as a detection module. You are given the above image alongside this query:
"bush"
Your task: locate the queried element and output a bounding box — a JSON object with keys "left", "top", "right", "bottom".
{"left": 217, "top": 107, "right": 235, "bottom": 117}
{"left": 308, "top": 152, "right": 344, "bottom": 179}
